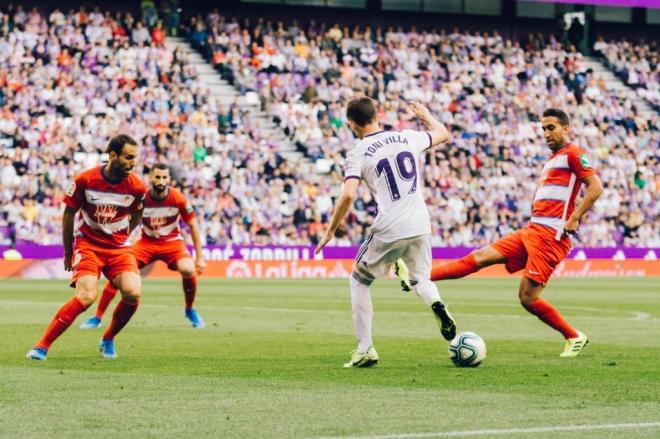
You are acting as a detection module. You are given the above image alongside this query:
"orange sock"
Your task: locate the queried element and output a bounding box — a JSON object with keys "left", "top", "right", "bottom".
{"left": 36, "top": 297, "right": 88, "bottom": 349}
{"left": 523, "top": 299, "right": 578, "bottom": 339}
{"left": 183, "top": 276, "right": 197, "bottom": 309}
{"left": 431, "top": 254, "right": 479, "bottom": 281}
{"left": 96, "top": 282, "right": 119, "bottom": 319}
{"left": 102, "top": 299, "right": 139, "bottom": 340}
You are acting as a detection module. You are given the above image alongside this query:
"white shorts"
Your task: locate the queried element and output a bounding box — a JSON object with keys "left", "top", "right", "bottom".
{"left": 351, "top": 233, "right": 432, "bottom": 286}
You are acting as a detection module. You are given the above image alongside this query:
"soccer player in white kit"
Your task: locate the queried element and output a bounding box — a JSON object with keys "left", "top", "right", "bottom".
{"left": 315, "top": 97, "right": 457, "bottom": 368}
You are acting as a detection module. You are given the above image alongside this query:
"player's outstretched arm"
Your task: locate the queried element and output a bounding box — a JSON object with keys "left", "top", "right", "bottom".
{"left": 409, "top": 101, "right": 451, "bottom": 147}
{"left": 315, "top": 178, "right": 360, "bottom": 255}
{"left": 564, "top": 175, "right": 604, "bottom": 235}
{"left": 62, "top": 206, "right": 77, "bottom": 271}
{"left": 187, "top": 218, "right": 207, "bottom": 275}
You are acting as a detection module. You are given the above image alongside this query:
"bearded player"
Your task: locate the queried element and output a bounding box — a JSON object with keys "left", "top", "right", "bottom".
{"left": 79, "top": 164, "right": 207, "bottom": 329}
{"left": 397, "top": 108, "right": 603, "bottom": 357}
{"left": 27, "top": 135, "right": 147, "bottom": 360}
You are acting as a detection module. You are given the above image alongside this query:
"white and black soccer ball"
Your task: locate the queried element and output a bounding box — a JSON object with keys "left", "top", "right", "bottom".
{"left": 448, "top": 332, "right": 486, "bottom": 367}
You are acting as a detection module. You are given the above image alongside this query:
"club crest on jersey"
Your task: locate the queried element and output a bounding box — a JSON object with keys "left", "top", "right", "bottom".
{"left": 579, "top": 154, "right": 591, "bottom": 169}
{"left": 94, "top": 205, "right": 118, "bottom": 225}
{"left": 150, "top": 216, "right": 167, "bottom": 232}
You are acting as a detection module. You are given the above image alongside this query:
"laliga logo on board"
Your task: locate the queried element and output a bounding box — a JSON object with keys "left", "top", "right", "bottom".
{"left": 226, "top": 261, "right": 251, "bottom": 278}
{"left": 224, "top": 261, "right": 351, "bottom": 278}
{"left": 94, "top": 205, "right": 118, "bottom": 224}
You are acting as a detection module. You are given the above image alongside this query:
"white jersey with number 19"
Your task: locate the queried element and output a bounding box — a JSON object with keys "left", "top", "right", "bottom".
{"left": 343, "top": 129, "right": 432, "bottom": 242}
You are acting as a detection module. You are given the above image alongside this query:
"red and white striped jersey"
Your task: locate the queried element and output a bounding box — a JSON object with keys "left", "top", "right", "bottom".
{"left": 530, "top": 144, "right": 596, "bottom": 240}
{"left": 141, "top": 187, "right": 195, "bottom": 242}
{"left": 64, "top": 166, "right": 147, "bottom": 247}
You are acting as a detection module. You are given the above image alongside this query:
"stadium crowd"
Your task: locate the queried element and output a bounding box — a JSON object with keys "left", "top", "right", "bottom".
{"left": 0, "top": 6, "right": 658, "bottom": 249}
{"left": 190, "top": 13, "right": 658, "bottom": 248}
{"left": 593, "top": 36, "right": 659, "bottom": 110}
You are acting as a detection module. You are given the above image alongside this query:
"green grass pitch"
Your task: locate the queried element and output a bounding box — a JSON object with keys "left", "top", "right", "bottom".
{"left": 1, "top": 278, "right": 659, "bottom": 438}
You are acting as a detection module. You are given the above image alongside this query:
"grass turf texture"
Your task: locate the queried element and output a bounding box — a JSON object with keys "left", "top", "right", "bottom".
{"left": 1, "top": 278, "right": 659, "bottom": 438}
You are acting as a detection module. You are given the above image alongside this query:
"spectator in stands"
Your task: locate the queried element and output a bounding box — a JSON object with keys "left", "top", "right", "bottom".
{"left": 0, "top": 7, "right": 657, "bottom": 249}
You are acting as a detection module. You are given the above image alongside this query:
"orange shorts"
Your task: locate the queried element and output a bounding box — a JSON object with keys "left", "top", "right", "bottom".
{"left": 132, "top": 238, "right": 191, "bottom": 270}
{"left": 491, "top": 223, "right": 572, "bottom": 286}
{"left": 71, "top": 237, "right": 139, "bottom": 287}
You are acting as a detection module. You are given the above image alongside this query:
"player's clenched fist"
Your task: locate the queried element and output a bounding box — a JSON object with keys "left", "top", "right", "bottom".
{"left": 409, "top": 101, "right": 432, "bottom": 120}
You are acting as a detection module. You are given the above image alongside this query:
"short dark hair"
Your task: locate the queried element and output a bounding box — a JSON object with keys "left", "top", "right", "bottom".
{"left": 151, "top": 163, "right": 170, "bottom": 173}
{"left": 107, "top": 134, "right": 138, "bottom": 155}
{"left": 542, "top": 108, "right": 569, "bottom": 126}
{"left": 346, "top": 97, "right": 377, "bottom": 127}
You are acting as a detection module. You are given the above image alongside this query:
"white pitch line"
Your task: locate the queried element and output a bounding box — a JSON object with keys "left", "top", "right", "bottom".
{"left": 632, "top": 312, "right": 651, "bottom": 321}
{"left": 315, "top": 421, "right": 660, "bottom": 439}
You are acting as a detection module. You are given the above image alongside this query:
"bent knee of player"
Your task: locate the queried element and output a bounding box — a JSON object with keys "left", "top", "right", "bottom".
{"left": 518, "top": 281, "right": 542, "bottom": 306}
{"left": 121, "top": 288, "right": 142, "bottom": 304}
{"left": 116, "top": 275, "right": 142, "bottom": 303}
{"left": 518, "top": 290, "right": 535, "bottom": 306}
{"left": 76, "top": 289, "right": 97, "bottom": 306}
{"left": 177, "top": 259, "right": 195, "bottom": 277}
{"left": 75, "top": 277, "right": 98, "bottom": 305}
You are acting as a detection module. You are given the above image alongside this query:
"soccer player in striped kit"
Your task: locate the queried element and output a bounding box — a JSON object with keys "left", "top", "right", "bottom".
{"left": 80, "top": 163, "right": 207, "bottom": 330}
{"left": 400, "top": 108, "right": 603, "bottom": 357}
{"left": 27, "top": 135, "right": 147, "bottom": 360}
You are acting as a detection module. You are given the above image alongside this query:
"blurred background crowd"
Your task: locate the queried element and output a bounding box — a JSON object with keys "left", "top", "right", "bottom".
{"left": 0, "top": 5, "right": 657, "bottom": 248}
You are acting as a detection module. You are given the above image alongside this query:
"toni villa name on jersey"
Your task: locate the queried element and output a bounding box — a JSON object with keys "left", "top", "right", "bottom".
{"left": 364, "top": 133, "right": 409, "bottom": 157}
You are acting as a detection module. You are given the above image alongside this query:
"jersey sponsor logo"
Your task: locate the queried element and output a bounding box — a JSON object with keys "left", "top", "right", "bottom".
{"left": 143, "top": 207, "right": 180, "bottom": 218}
{"left": 579, "top": 154, "right": 591, "bottom": 169}
{"left": 85, "top": 189, "right": 135, "bottom": 206}
{"left": 185, "top": 201, "right": 194, "bottom": 214}
{"left": 65, "top": 182, "right": 76, "bottom": 197}
{"left": 94, "top": 204, "right": 119, "bottom": 225}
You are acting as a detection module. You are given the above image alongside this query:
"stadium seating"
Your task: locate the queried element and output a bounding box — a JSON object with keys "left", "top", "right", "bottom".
{"left": 594, "top": 36, "right": 659, "bottom": 110}
{"left": 0, "top": 6, "right": 657, "bottom": 248}
{"left": 189, "top": 14, "right": 658, "bottom": 247}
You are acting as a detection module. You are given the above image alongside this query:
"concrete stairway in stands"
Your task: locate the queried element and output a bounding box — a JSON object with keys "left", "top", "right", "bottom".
{"left": 165, "top": 37, "right": 303, "bottom": 162}
{"left": 582, "top": 56, "right": 656, "bottom": 119}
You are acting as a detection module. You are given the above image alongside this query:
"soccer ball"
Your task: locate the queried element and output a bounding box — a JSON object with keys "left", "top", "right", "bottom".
{"left": 448, "top": 332, "right": 486, "bottom": 367}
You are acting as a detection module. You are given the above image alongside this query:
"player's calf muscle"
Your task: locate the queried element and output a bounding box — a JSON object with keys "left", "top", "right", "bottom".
{"left": 472, "top": 246, "right": 506, "bottom": 267}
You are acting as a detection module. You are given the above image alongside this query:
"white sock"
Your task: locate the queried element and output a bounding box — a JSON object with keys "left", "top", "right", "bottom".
{"left": 413, "top": 279, "right": 442, "bottom": 306}
{"left": 349, "top": 275, "right": 373, "bottom": 353}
